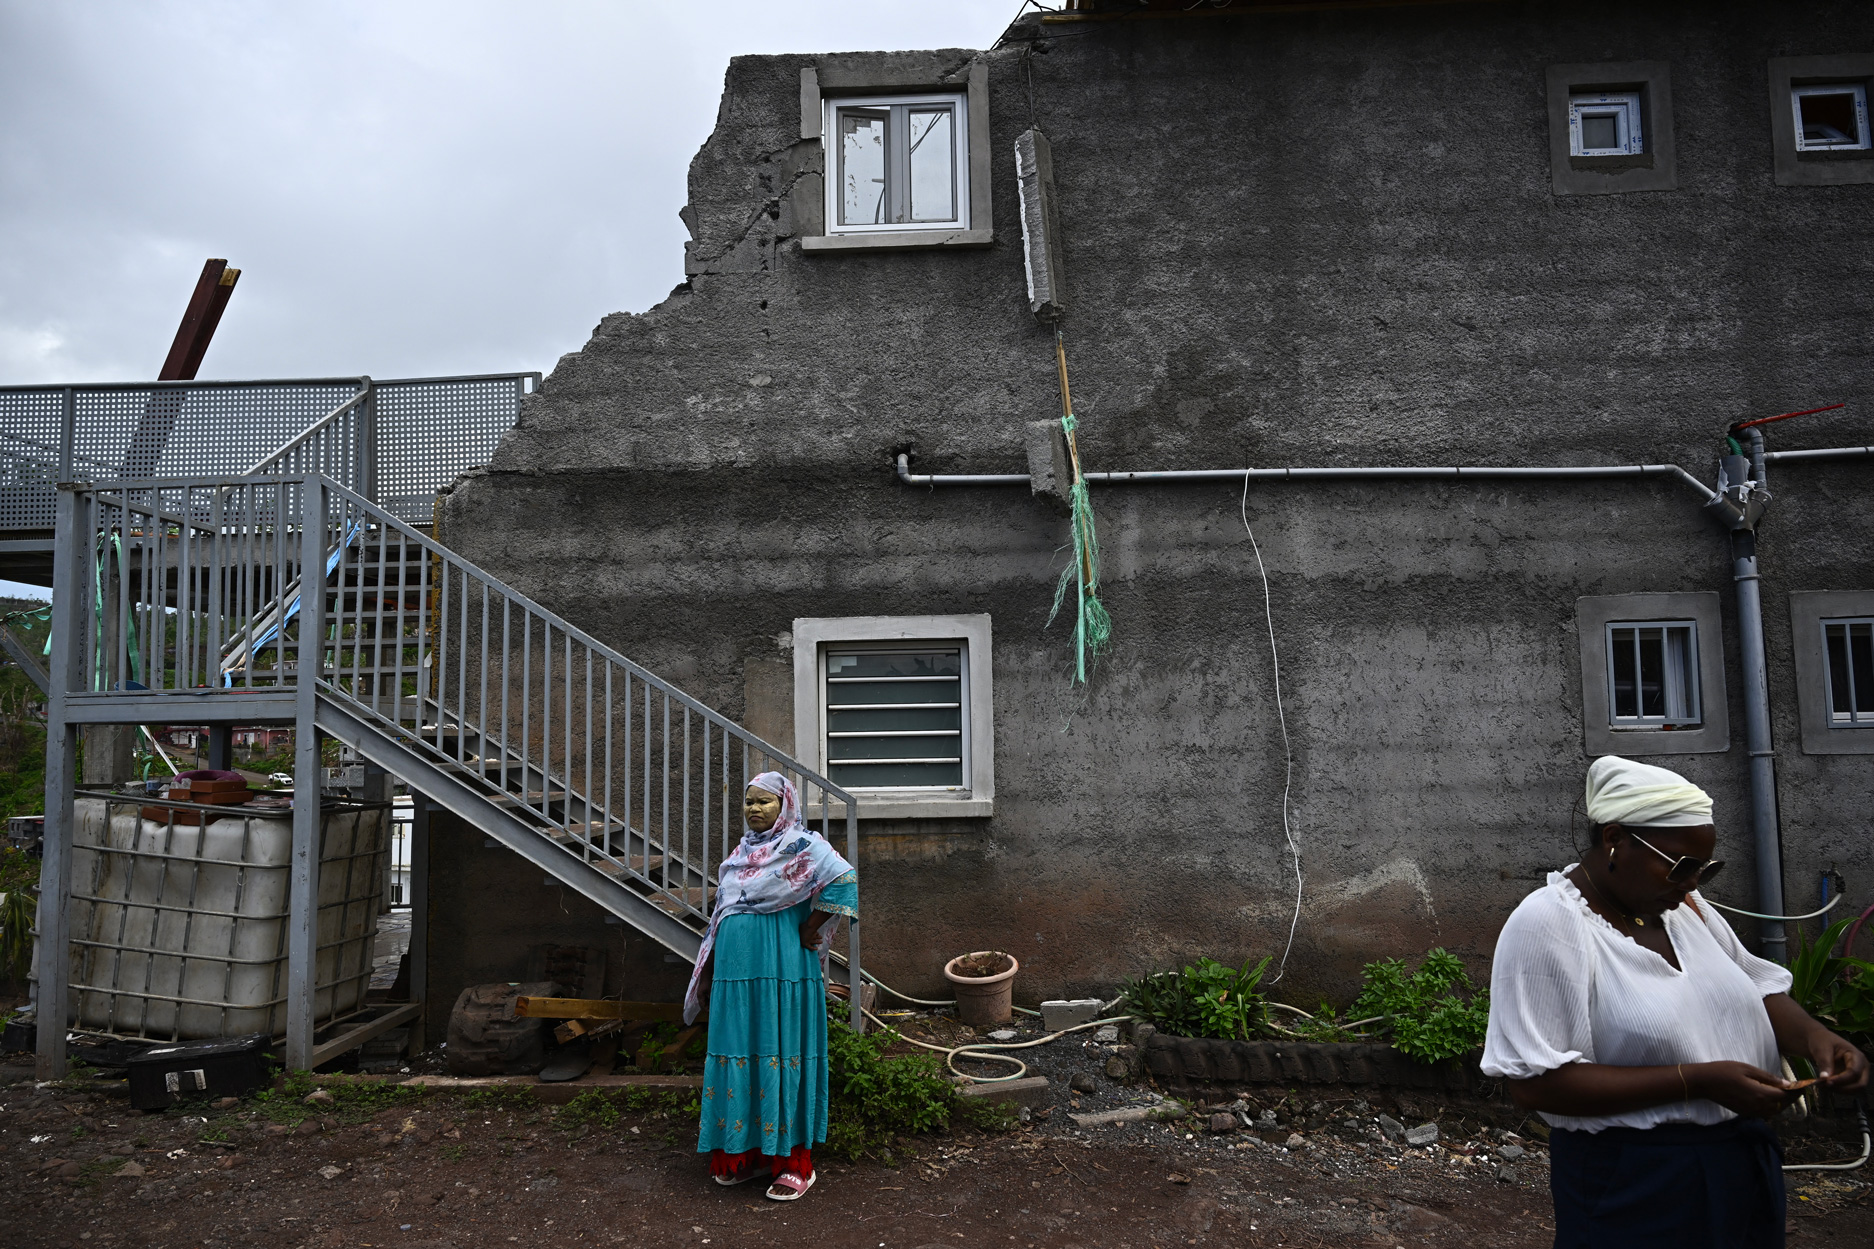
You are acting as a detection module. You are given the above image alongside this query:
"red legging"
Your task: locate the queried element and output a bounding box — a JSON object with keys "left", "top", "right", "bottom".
{"left": 710, "top": 1146, "right": 812, "bottom": 1179}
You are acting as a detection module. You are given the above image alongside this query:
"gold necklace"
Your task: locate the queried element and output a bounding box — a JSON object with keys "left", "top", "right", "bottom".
{"left": 1578, "top": 869, "right": 1646, "bottom": 927}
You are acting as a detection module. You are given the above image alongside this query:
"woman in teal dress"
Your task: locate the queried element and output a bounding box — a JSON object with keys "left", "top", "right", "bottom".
{"left": 683, "top": 771, "right": 857, "bottom": 1202}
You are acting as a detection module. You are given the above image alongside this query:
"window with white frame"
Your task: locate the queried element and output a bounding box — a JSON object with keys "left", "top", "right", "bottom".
{"left": 1821, "top": 617, "right": 1874, "bottom": 725}
{"left": 792, "top": 615, "right": 993, "bottom": 817}
{"left": 1793, "top": 83, "right": 1872, "bottom": 151}
{"left": 1570, "top": 91, "right": 1644, "bottom": 156}
{"left": 1606, "top": 620, "right": 1701, "bottom": 728}
{"left": 825, "top": 93, "right": 970, "bottom": 234}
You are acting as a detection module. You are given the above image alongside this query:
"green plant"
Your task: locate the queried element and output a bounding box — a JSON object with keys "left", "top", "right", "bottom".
{"left": 558, "top": 1089, "right": 623, "bottom": 1129}
{"left": 1119, "top": 956, "right": 1272, "bottom": 1041}
{"left": 250, "top": 1072, "right": 425, "bottom": 1125}
{"left": 0, "top": 886, "right": 33, "bottom": 982}
{"left": 824, "top": 1008, "right": 968, "bottom": 1162}
{"left": 1788, "top": 917, "right": 1874, "bottom": 1057}
{"left": 1352, "top": 947, "right": 1490, "bottom": 1063}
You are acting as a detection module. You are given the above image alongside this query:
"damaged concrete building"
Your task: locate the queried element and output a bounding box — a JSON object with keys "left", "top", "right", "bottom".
{"left": 421, "top": 0, "right": 1874, "bottom": 1016}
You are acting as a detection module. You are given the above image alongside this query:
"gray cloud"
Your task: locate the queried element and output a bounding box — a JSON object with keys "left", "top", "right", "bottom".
{"left": 0, "top": 0, "right": 1012, "bottom": 384}
{"left": 0, "top": 1, "right": 1012, "bottom": 599}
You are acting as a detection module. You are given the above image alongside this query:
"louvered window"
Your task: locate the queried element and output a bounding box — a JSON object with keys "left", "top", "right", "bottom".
{"left": 823, "top": 646, "right": 966, "bottom": 789}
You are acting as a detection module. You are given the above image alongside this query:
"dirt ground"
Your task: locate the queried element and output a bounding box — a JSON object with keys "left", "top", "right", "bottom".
{"left": 1, "top": 1021, "right": 1869, "bottom": 1249}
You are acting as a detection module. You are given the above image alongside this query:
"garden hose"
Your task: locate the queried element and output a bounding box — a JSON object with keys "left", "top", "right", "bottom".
{"left": 1783, "top": 1103, "right": 1871, "bottom": 1173}
{"left": 862, "top": 1010, "right": 1136, "bottom": 1085}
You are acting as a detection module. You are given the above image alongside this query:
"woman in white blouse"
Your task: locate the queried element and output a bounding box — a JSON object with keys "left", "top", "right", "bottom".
{"left": 1483, "top": 756, "right": 1867, "bottom": 1248}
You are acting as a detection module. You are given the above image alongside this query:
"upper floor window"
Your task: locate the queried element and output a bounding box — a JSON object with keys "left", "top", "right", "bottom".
{"left": 1570, "top": 91, "right": 1644, "bottom": 156}
{"left": 1822, "top": 617, "right": 1874, "bottom": 725}
{"left": 1606, "top": 621, "right": 1701, "bottom": 728}
{"left": 1793, "top": 83, "right": 1871, "bottom": 151}
{"left": 826, "top": 93, "right": 970, "bottom": 235}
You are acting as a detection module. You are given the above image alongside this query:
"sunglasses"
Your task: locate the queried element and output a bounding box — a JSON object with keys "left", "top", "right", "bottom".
{"left": 1626, "top": 831, "right": 1726, "bottom": 888}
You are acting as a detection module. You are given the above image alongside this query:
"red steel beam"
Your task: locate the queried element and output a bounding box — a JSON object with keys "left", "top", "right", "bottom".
{"left": 158, "top": 258, "right": 241, "bottom": 381}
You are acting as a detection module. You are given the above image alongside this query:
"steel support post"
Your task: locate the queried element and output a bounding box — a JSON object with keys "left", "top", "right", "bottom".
{"left": 35, "top": 486, "right": 83, "bottom": 1080}
{"left": 407, "top": 797, "right": 430, "bottom": 1052}
{"left": 208, "top": 723, "right": 233, "bottom": 771}
{"left": 286, "top": 477, "right": 327, "bottom": 1070}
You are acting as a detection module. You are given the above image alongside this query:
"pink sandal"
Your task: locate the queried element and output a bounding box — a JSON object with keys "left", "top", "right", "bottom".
{"left": 765, "top": 1170, "right": 816, "bottom": 1202}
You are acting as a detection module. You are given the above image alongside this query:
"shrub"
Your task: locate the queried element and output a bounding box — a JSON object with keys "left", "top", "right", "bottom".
{"left": 1352, "top": 947, "right": 1489, "bottom": 1063}
{"left": 1788, "top": 917, "right": 1874, "bottom": 1059}
{"left": 1119, "top": 956, "right": 1271, "bottom": 1041}
{"left": 824, "top": 1008, "right": 975, "bottom": 1163}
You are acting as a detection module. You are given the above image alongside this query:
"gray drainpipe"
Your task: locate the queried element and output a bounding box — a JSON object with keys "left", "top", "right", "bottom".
{"left": 1712, "top": 428, "right": 1787, "bottom": 961}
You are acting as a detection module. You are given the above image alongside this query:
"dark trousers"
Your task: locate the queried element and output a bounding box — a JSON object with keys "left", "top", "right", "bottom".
{"left": 1549, "top": 1118, "right": 1785, "bottom": 1248}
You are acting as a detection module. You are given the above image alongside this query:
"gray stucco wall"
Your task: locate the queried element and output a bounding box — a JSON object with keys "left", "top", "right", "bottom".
{"left": 432, "top": 2, "right": 1874, "bottom": 1012}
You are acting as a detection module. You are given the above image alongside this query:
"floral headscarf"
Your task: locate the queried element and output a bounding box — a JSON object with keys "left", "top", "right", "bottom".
{"left": 681, "top": 771, "right": 854, "bottom": 1024}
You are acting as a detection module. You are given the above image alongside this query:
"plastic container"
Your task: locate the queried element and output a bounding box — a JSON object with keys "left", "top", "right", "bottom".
{"left": 943, "top": 950, "right": 1019, "bottom": 1027}
{"left": 64, "top": 794, "right": 388, "bottom": 1040}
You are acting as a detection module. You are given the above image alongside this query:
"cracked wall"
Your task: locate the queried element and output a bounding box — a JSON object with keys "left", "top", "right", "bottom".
{"left": 430, "top": 3, "right": 1874, "bottom": 1015}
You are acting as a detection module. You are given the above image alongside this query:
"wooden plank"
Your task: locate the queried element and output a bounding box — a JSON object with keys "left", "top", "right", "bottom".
{"left": 514, "top": 997, "right": 685, "bottom": 1022}
{"left": 308, "top": 1002, "right": 422, "bottom": 1069}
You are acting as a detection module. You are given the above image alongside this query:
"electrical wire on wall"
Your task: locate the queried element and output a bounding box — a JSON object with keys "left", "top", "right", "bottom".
{"left": 1242, "top": 467, "right": 1302, "bottom": 982}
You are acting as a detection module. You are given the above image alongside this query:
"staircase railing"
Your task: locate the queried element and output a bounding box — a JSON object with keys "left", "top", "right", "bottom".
{"left": 53, "top": 473, "right": 862, "bottom": 1023}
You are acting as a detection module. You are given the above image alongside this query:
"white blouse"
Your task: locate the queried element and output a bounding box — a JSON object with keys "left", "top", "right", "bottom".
{"left": 1480, "top": 868, "right": 1793, "bottom": 1133}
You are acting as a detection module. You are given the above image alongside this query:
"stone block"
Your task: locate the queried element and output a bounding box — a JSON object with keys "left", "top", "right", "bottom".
{"left": 956, "top": 1075, "right": 1052, "bottom": 1110}
{"left": 1024, "top": 423, "right": 1073, "bottom": 517}
{"left": 1040, "top": 999, "right": 1104, "bottom": 1032}
{"left": 1405, "top": 1122, "right": 1439, "bottom": 1146}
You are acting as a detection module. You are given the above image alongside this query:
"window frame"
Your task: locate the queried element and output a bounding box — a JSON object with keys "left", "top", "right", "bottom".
{"left": 1577, "top": 593, "right": 1729, "bottom": 756}
{"left": 824, "top": 92, "right": 970, "bottom": 236}
{"left": 1789, "top": 591, "right": 1874, "bottom": 753}
{"left": 1545, "top": 62, "right": 1677, "bottom": 196}
{"left": 1603, "top": 619, "right": 1702, "bottom": 728}
{"left": 1792, "top": 83, "right": 1872, "bottom": 152}
{"left": 1570, "top": 91, "right": 1644, "bottom": 157}
{"left": 797, "top": 59, "right": 993, "bottom": 253}
{"left": 1768, "top": 55, "right": 1874, "bottom": 187}
{"left": 792, "top": 614, "right": 995, "bottom": 818}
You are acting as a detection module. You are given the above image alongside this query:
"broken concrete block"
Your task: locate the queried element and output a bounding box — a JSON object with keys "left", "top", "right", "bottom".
{"left": 1014, "top": 128, "right": 1067, "bottom": 323}
{"left": 1025, "top": 422, "right": 1073, "bottom": 517}
{"left": 1093, "top": 1024, "right": 1119, "bottom": 1044}
{"left": 1040, "top": 998, "right": 1103, "bottom": 1032}
{"left": 1405, "top": 1122, "right": 1440, "bottom": 1146}
{"left": 956, "top": 1075, "right": 1052, "bottom": 1111}
{"left": 1497, "top": 1144, "right": 1525, "bottom": 1160}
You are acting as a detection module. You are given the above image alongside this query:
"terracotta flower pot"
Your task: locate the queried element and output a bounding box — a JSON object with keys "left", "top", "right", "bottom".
{"left": 943, "top": 950, "right": 1019, "bottom": 1027}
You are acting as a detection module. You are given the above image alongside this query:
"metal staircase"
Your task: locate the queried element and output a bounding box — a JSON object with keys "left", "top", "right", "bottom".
{"left": 32, "top": 425, "right": 857, "bottom": 1077}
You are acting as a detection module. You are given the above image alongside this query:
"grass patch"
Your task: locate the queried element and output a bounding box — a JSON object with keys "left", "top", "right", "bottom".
{"left": 824, "top": 1007, "right": 1015, "bottom": 1164}
{"left": 250, "top": 1072, "right": 428, "bottom": 1125}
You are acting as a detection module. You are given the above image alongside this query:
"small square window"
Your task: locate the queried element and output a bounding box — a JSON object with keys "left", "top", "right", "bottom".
{"left": 826, "top": 93, "right": 969, "bottom": 235}
{"left": 1793, "top": 83, "right": 1871, "bottom": 151}
{"left": 823, "top": 646, "right": 966, "bottom": 789}
{"left": 1821, "top": 618, "right": 1874, "bottom": 725}
{"left": 793, "top": 614, "right": 994, "bottom": 818}
{"left": 1605, "top": 621, "right": 1700, "bottom": 728}
{"left": 1570, "top": 92, "right": 1643, "bottom": 156}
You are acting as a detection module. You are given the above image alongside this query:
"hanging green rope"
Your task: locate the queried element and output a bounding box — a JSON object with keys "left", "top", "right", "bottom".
{"left": 1044, "top": 332, "right": 1112, "bottom": 684}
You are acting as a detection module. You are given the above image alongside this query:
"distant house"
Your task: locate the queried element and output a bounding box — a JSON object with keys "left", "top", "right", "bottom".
{"left": 407, "top": 1, "right": 1874, "bottom": 1013}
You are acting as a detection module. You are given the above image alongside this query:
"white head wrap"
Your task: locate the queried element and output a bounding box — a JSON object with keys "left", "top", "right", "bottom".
{"left": 1584, "top": 755, "right": 1713, "bottom": 827}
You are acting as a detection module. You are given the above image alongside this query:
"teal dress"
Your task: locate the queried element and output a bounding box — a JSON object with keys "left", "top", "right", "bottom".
{"left": 697, "top": 872, "right": 858, "bottom": 1159}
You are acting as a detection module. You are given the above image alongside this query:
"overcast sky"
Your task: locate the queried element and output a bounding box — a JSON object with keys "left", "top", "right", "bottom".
{"left": 0, "top": 1, "right": 1016, "bottom": 599}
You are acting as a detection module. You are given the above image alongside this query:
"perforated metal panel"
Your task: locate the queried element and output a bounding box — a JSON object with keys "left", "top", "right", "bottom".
{"left": 375, "top": 375, "right": 532, "bottom": 520}
{"left": 0, "top": 373, "right": 536, "bottom": 531}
